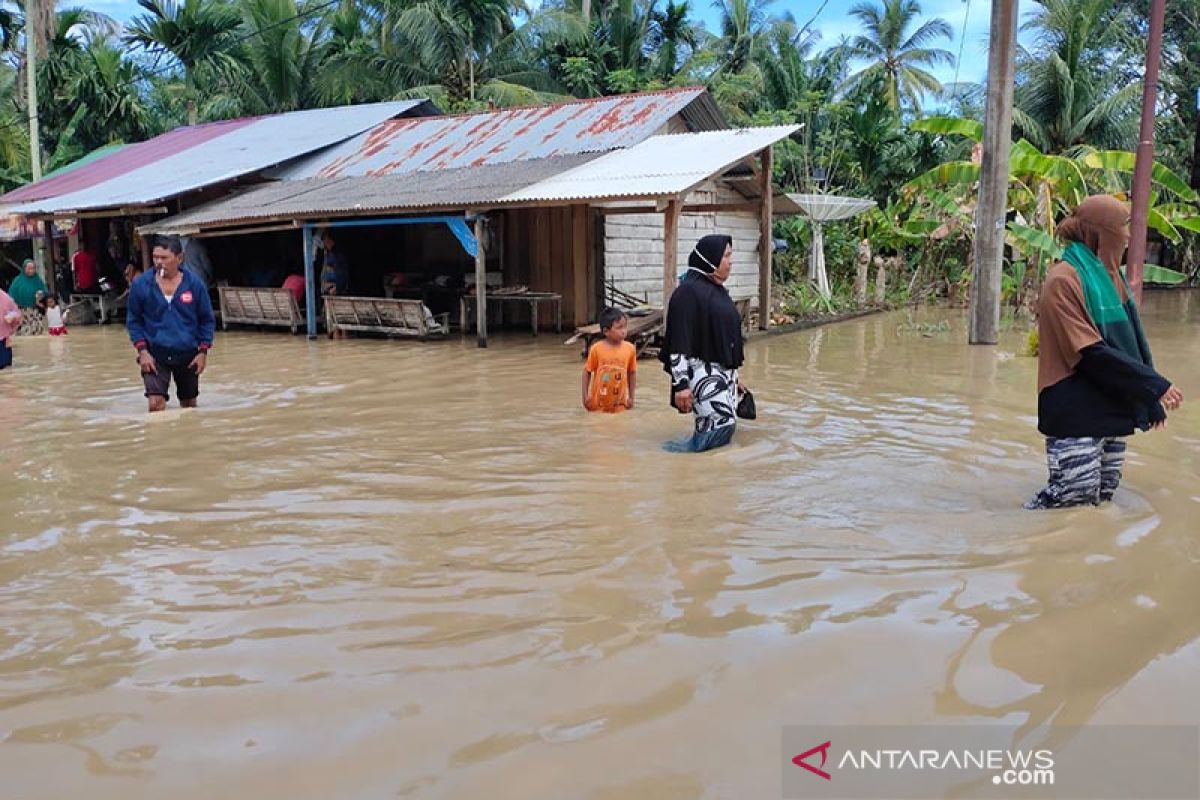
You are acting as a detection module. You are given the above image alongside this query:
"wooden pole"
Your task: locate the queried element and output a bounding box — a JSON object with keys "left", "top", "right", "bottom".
{"left": 758, "top": 146, "right": 774, "bottom": 330}
{"left": 42, "top": 220, "right": 55, "bottom": 294}
{"left": 662, "top": 198, "right": 681, "bottom": 307}
{"left": 475, "top": 215, "right": 487, "bottom": 348}
{"left": 140, "top": 231, "right": 152, "bottom": 271}
{"left": 1126, "top": 0, "right": 1167, "bottom": 304}
{"left": 302, "top": 225, "right": 316, "bottom": 338}
{"left": 571, "top": 205, "right": 589, "bottom": 326}
{"left": 968, "top": 0, "right": 1019, "bottom": 345}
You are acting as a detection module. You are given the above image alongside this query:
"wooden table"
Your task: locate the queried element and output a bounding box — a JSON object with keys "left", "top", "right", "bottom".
{"left": 460, "top": 292, "right": 562, "bottom": 336}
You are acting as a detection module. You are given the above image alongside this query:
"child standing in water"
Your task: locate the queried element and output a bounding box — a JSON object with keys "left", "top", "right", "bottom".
{"left": 44, "top": 295, "right": 67, "bottom": 336}
{"left": 582, "top": 308, "right": 637, "bottom": 413}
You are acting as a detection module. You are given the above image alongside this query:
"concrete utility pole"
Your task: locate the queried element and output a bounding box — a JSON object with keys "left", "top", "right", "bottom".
{"left": 1125, "top": 0, "right": 1167, "bottom": 304}
{"left": 968, "top": 0, "right": 1019, "bottom": 345}
{"left": 25, "top": 0, "right": 41, "bottom": 182}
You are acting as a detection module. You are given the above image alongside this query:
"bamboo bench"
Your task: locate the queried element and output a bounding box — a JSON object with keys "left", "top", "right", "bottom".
{"left": 218, "top": 286, "right": 305, "bottom": 333}
{"left": 324, "top": 296, "right": 450, "bottom": 340}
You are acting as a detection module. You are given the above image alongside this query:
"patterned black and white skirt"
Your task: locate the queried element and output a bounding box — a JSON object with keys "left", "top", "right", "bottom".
{"left": 666, "top": 355, "right": 738, "bottom": 452}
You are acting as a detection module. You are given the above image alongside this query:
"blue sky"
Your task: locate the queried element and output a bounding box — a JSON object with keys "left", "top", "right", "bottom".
{"left": 95, "top": 0, "right": 996, "bottom": 85}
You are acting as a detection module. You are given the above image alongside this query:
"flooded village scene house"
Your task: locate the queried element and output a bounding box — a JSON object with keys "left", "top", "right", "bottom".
{"left": 1, "top": 0, "right": 1199, "bottom": 795}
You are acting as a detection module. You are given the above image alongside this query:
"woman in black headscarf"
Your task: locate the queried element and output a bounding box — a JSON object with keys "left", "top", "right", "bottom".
{"left": 659, "top": 234, "right": 747, "bottom": 452}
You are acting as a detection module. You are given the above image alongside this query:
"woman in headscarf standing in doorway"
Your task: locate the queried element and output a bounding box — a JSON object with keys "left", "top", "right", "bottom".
{"left": 1027, "top": 195, "right": 1184, "bottom": 509}
{"left": 660, "top": 234, "right": 747, "bottom": 453}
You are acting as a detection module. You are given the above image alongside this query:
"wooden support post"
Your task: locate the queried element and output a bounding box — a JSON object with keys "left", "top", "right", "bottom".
{"left": 475, "top": 215, "right": 487, "bottom": 348}
{"left": 43, "top": 220, "right": 56, "bottom": 296}
{"left": 572, "top": 205, "right": 589, "bottom": 326}
{"left": 662, "top": 198, "right": 681, "bottom": 308}
{"left": 140, "top": 233, "right": 152, "bottom": 272}
{"left": 758, "top": 145, "right": 774, "bottom": 330}
{"left": 302, "top": 225, "right": 317, "bottom": 338}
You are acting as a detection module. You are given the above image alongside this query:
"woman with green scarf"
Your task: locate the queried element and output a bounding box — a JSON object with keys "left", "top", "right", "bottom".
{"left": 1027, "top": 195, "right": 1184, "bottom": 509}
{"left": 7, "top": 259, "right": 48, "bottom": 336}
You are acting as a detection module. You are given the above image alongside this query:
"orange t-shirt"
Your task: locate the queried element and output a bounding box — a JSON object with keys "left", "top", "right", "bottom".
{"left": 586, "top": 340, "right": 637, "bottom": 413}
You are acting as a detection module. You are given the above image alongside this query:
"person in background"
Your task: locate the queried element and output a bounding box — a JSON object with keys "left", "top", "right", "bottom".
{"left": 319, "top": 230, "right": 350, "bottom": 296}
{"left": 1026, "top": 194, "right": 1184, "bottom": 509}
{"left": 127, "top": 236, "right": 215, "bottom": 413}
{"left": 8, "top": 260, "right": 47, "bottom": 311}
{"left": 0, "top": 287, "right": 21, "bottom": 369}
{"left": 72, "top": 243, "right": 99, "bottom": 293}
{"left": 181, "top": 236, "right": 214, "bottom": 287}
{"left": 45, "top": 295, "right": 67, "bottom": 336}
{"left": 8, "top": 261, "right": 48, "bottom": 336}
{"left": 54, "top": 249, "right": 72, "bottom": 300}
{"left": 582, "top": 307, "right": 637, "bottom": 413}
{"left": 282, "top": 273, "right": 306, "bottom": 305}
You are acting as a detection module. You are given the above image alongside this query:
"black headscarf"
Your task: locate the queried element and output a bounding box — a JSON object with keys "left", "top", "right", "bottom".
{"left": 688, "top": 234, "right": 731, "bottom": 275}
{"left": 660, "top": 235, "right": 744, "bottom": 371}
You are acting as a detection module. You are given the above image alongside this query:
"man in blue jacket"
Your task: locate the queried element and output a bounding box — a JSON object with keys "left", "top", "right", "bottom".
{"left": 127, "top": 235, "right": 215, "bottom": 412}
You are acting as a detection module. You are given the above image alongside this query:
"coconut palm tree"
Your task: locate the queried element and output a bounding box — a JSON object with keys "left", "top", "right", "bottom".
{"left": 755, "top": 18, "right": 821, "bottom": 111}
{"left": 222, "top": 0, "right": 325, "bottom": 114}
{"left": 379, "top": 0, "right": 521, "bottom": 104}
{"left": 712, "top": 0, "right": 776, "bottom": 77}
{"left": 1013, "top": 0, "right": 1139, "bottom": 153}
{"left": 124, "top": 0, "right": 242, "bottom": 125}
{"left": 842, "top": 0, "right": 953, "bottom": 114}
{"left": 647, "top": 0, "right": 698, "bottom": 82}
{"left": 62, "top": 35, "right": 152, "bottom": 151}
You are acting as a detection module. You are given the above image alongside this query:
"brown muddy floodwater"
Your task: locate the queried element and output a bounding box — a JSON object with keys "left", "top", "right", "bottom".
{"left": 1, "top": 293, "right": 1198, "bottom": 799}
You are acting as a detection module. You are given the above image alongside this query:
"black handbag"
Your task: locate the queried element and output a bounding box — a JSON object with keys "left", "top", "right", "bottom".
{"left": 736, "top": 387, "right": 756, "bottom": 420}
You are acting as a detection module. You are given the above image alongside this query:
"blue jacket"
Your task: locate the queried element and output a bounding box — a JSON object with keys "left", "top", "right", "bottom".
{"left": 127, "top": 268, "right": 215, "bottom": 354}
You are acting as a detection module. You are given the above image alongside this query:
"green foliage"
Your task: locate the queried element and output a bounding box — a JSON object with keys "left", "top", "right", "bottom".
{"left": 0, "top": 0, "right": 1194, "bottom": 288}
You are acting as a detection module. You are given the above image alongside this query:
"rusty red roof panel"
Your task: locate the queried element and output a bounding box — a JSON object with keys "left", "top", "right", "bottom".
{"left": 276, "top": 88, "right": 712, "bottom": 180}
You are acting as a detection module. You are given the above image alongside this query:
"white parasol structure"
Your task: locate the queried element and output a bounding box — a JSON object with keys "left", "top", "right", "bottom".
{"left": 788, "top": 194, "right": 877, "bottom": 298}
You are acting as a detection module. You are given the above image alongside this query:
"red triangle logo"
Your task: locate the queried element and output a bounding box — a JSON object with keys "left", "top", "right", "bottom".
{"left": 792, "top": 741, "right": 832, "bottom": 780}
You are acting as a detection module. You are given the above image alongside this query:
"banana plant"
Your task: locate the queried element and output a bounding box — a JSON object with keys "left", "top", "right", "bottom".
{"left": 902, "top": 117, "right": 1200, "bottom": 286}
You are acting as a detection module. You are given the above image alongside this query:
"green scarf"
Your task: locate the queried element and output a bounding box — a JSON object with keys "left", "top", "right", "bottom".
{"left": 1062, "top": 240, "right": 1153, "bottom": 368}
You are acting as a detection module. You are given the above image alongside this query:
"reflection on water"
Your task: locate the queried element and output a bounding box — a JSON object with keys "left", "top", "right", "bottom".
{"left": 1, "top": 293, "right": 1197, "bottom": 798}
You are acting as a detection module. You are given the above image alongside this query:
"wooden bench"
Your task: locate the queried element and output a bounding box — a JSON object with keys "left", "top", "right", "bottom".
{"left": 324, "top": 296, "right": 450, "bottom": 340}
{"left": 219, "top": 286, "right": 304, "bottom": 333}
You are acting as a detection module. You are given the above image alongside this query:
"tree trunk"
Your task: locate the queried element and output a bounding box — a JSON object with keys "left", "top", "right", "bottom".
{"left": 186, "top": 69, "right": 198, "bottom": 126}
{"left": 873, "top": 255, "right": 886, "bottom": 305}
{"left": 582, "top": 0, "right": 591, "bottom": 24}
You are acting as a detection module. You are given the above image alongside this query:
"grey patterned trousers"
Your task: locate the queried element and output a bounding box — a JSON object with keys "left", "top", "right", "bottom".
{"left": 1025, "top": 436, "right": 1127, "bottom": 509}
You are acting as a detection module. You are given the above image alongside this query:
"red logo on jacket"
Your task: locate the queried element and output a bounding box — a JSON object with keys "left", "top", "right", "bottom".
{"left": 180, "top": 291, "right": 193, "bottom": 304}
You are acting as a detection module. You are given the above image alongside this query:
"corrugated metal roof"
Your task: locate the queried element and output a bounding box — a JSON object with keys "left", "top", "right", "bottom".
{"left": 272, "top": 87, "right": 724, "bottom": 180}
{"left": 501, "top": 125, "right": 800, "bottom": 203}
{"left": 141, "top": 154, "right": 601, "bottom": 233}
{"left": 141, "top": 125, "right": 797, "bottom": 233}
{"left": 5, "top": 100, "right": 437, "bottom": 214}
{"left": 3, "top": 121, "right": 252, "bottom": 204}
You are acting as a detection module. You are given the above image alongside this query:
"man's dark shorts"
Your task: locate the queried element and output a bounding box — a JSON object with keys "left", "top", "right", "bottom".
{"left": 142, "top": 348, "right": 200, "bottom": 401}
